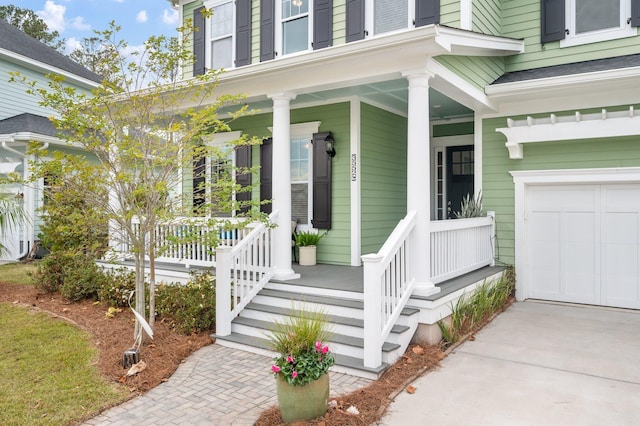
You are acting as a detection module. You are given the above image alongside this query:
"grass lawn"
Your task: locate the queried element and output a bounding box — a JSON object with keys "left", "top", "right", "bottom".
{"left": 0, "top": 262, "right": 37, "bottom": 285}
{"left": 0, "top": 262, "right": 129, "bottom": 425}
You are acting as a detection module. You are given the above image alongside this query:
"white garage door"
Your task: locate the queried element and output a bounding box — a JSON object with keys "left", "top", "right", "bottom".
{"left": 527, "top": 183, "right": 640, "bottom": 309}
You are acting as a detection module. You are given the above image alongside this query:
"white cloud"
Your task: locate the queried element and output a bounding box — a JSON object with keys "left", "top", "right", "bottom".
{"left": 37, "top": 0, "right": 66, "bottom": 33}
{"left": 162, "top": 9, "right": 179, "bottom": 26}
{"left": 71, "top": 16, "right": 91, "bottom": 31}
{"left": 64, "top": 36, "right": 82, "bottom": 55}
{"left": 136, "top": 10, "right": 148, "bottom": 23}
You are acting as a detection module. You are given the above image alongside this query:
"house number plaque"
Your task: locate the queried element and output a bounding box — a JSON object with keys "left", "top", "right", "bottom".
{"left": 351, "top": 154, "right": 357, "bottom": 181}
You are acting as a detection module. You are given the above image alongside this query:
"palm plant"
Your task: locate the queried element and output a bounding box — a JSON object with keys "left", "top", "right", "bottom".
{"left": 0, "top": 194, "right": 25, "bottom": 256}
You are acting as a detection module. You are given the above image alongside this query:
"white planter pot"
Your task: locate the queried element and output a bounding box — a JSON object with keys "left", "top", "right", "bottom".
{"left": 298, "top": 246, "right": 317, "bottom": 266}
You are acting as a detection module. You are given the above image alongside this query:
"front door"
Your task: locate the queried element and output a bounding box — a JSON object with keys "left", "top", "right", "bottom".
{"left": 446, "top": 145, "right": 474, "bottom": 218}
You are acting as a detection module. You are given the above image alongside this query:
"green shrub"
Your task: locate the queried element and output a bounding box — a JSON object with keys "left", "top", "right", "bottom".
{"left": 33, "top": 253, "right": 105, "bottom": 302}
{"left": 98, "top": 268, "right": 137, "bottom": 307}
{"left": 155, "top": 271, "right": 216, "bottom": 334}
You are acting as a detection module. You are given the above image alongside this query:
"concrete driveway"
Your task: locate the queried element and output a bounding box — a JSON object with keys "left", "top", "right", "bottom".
{"left": 380, "top": 301, "right": 640, "bottom": 425}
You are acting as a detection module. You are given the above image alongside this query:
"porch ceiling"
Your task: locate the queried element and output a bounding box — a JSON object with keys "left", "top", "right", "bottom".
{"left": 226, "top": 81, "right": 474, "bottom": 121}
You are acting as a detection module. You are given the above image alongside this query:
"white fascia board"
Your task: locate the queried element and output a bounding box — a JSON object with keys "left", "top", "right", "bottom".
{"left": 188, "top": 26, "right": 524, "bottom": 104}
{"left": 0, "top": 48, "right": 99, "bottom": 90}
{"left": 435, "top": 27, "right": 525, "bottom": 56}
{"left": 485, "top": 67, "right": 640, "bottom": 117}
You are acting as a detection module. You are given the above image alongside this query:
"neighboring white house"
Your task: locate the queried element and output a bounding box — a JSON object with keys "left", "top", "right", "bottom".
{"left": 0, "top": 20, "right": 102, "bottom": 261}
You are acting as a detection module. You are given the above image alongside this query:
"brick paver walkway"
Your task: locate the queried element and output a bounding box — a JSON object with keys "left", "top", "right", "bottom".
{"left": 83, "top": 345, "right": 372, "bottom": 426}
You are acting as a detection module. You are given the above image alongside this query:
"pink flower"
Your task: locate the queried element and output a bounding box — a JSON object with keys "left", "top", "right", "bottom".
{"left": 286, "top": 355, "right": 294, "bottom": 363}
{"left": 315, "top": 341, "right": 322, "bottom": 351}
{"left": 271, "top": 365, "right": 281, "bottom": 373}
{"left": 292, "top": 371, "right": 298, "bottom": 378}
{"left": 322, "top": 345, "right": 329, "bottom": 354}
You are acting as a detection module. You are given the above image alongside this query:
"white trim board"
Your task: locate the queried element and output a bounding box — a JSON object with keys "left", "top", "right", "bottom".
{"left": 497, "top": 107, "right": 640, "bottom": 159}
{"left": 510, "top": 167, "right": 640, "bottom": 302}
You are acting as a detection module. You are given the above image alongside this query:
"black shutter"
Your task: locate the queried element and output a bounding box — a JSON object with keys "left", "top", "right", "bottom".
{"left": 193, "top": 153, "right": 206, "bottom": 213}
{"left": 311, "top": 132, "right": 332, "bottom": 230}
{"left": 345, "top": 0, "right": 365, "bottom": 42}
{"left": 541, "top": 0, "right": 565, "bottom": 43}
{"left": 260, "top": 0, "right": 275, "bottom": 61}
{"left": 632, "top": 0, "right": 640, "bottom": 27}
{"left": 260, "top": 138, "right": 273, "bottom": 214}
{"left": 415, "top": 0, "right": 440, "bottom": 27}
{"left": 236, "top": 0, "right": 252, "bottom": 66}
{"left": 313, "top": 0, "right": 333, "bottom": 49}
{"left": 235, "top": 144, "right": 252, "bottom": 214}
{"left": 193, "top": 7, "right": 206, "bottom": 76}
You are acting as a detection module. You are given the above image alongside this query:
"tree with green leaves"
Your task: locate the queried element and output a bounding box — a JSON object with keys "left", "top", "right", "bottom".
{"left": 0, "top": 5, "right": 63, "bottom": 51}
{"left": 11, "top": 19, "right": 262, "bottom": 347}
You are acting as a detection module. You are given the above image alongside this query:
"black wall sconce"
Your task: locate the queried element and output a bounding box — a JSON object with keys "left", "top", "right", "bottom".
{"left": 325, "top": 134, "right": 336, "bottom": 157}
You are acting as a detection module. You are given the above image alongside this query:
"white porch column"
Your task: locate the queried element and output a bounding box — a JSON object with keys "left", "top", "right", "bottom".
{"left": 404, "top": 71, "right": 440, "bottom": 296}
{"left": 270, "top": 93, "right": 300, "bottom": 280}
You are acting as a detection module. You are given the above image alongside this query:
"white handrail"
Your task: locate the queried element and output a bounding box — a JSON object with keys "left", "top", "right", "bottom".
{"left": 216, "top": 211, "right": 278, "bottom": 336}
{"left": 361, "top": 210, "right": 416, "bottom": 369}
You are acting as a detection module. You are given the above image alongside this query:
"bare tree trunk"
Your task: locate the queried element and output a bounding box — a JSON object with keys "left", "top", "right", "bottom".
{"left": 134, "top": 233, "right": 146, "bottom": 345}
{"left": 148, "top": 222, "right": 156, "bottom": 332}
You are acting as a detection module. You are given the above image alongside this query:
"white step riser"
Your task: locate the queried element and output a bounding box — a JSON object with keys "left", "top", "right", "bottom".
{"left": 252, "top": 294, "right": 364, "bottom": 319}
{"left": 238, "top": 309, "right": 365, "bottom": 339}
{"left": 264, "top": 282, "right": 364, "bottom": 301}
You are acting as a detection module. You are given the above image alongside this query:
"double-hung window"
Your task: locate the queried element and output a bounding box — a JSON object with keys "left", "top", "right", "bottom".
{"left": 561, "top": 0, "right": 636, "bottom": 47}
{"left": 280, "top": 0, "right": 311, "bottom": 55}
{"left": 370, "top": 0, "right": 411, "bottom": 35}
{"left": 205, "top": 0, "right": 235, "bottom": 69}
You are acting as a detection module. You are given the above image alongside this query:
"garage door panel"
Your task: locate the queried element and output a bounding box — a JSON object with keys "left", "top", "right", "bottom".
{"left": 526, "top": 182, "right": 640, "bottom": 310}
{"left": 602, "top": 211, "right": 640, "bottom": 309}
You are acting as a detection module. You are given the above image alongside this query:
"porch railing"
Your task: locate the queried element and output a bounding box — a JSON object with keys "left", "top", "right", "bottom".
{"left": 430, "top": 212, "right": 495, "bottom": 284}
{"left": 361, "top": 210, "right": 416, "bottom": 369}
{"left": 215, "top": 211, "right": 278, "bottom": 336}
{"left": 128, "top": 216, "right": 254, "bottom": 267}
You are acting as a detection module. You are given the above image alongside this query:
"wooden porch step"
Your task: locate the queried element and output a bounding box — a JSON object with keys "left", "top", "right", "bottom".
{"left": 232, "top": 316, "right": 401, "bottom": 352}
{"left": 212, "top": 332, "right": 389, "bottom": 379}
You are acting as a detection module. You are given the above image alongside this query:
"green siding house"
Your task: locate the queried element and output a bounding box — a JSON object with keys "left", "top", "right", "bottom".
{"left": 0, "top": 20, "right": 102, "bottom": 262}
{"left": 161, "top": 0, "right": 640, "bottom": 373}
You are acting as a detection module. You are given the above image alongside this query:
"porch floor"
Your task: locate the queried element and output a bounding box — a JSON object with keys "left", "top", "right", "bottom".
{"left": 107, "top": 260, "right": 505, "bottom": 301}
{"left": 274, "top": 264, "right": 506, "bottom": 299}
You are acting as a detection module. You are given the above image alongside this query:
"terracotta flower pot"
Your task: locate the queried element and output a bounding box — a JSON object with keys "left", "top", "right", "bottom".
{"left": 276, "top": 373, "right": 329, "bottom": 423}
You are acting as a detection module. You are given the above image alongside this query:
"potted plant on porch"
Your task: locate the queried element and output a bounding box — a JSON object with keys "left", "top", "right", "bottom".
{"left": 295, "top": 231, "right": 325, "bottom": 266}
{"left": 268, "top": 306, "right": 335, "bottom": 423}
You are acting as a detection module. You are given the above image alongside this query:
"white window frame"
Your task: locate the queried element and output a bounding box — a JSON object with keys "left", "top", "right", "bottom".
{"left": 204, "top": 0, "right": 236, "bottom": 70}
{"left": 275, "top": 0, "right": 313, "bottom": 56}
{"left": 290, "top": 122, "right": 320, "bottom": 229}
{"left": 365, "top": 0, "right": 414, "bottom": 37}
{"left": 560, "top": 0, "right": 636, "bottom": 48}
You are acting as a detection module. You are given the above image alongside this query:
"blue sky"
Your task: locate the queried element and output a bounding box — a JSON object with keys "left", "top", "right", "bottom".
{"left": 7, "top": 0, "right": 180, "bottom": 53}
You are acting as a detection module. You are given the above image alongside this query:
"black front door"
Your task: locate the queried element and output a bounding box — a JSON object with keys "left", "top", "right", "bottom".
{"left": 446, "top": 145, "right": 474, "bottom": 219}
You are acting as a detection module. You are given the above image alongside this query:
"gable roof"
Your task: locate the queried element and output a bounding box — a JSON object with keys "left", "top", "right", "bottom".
{"left": 0, "top": 19, "right": 102, "bottom": 84}
{"left": 0, "top": 113, "right": 57, "bottom": 137}
{"left": 492, "top": 54, "right": 640, "bottom": 85}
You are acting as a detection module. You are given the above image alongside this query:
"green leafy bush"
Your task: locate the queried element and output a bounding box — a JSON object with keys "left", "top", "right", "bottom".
{"left": 295, "top": 231, "right": 326, "bottom": 247}
{"left": 34, "top": 253, "right": 105, "bottom": 302}
{"left": 155, "top": 271, "right": 216, "bottom": 334}
{"left": 98, "top": 268, "right": 137, "bottom": 307}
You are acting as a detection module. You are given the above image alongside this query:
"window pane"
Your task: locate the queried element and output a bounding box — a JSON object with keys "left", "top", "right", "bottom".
{"left": 291, "top": 183, "right": 308, "bottom": 223}
{"left": 211, "top": 2, "right": 233, "bottom": 38}
{"left": 290, "top": 138, "right": 309, "bottom": 181}
{"left": 283, "top": 16, "right": 309, "bottom": 54}
{"left": 576, "top": 0, "right": 620, "bottom": 34}
{"left": 212, "top": 37, "right": 233, "bottom": 69}
{"left": 374, "top": 0, "right": 407, "bottom": 34}
{"left": 282, "top": 0, "right": 309, "bottom": 19}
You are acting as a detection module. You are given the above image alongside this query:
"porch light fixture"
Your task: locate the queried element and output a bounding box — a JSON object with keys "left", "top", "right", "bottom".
{"left": 325, "top": 135, "right": 336, "bottom": 157}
